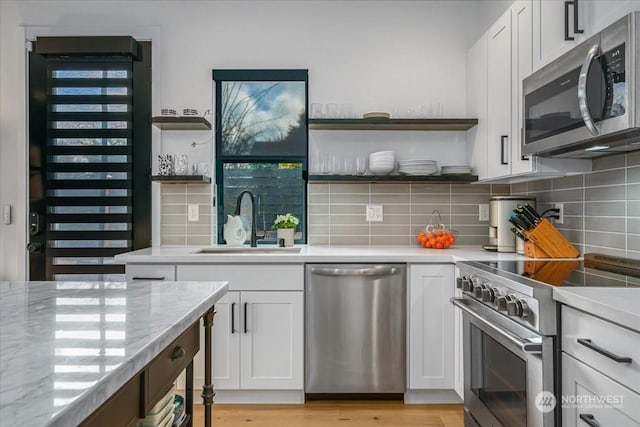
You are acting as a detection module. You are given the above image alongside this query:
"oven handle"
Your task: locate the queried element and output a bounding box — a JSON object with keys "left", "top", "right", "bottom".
{"left": 451, "top": 298, "right": 542, "bottom": 354}
{"left": 578, "top": 43, "right": 601, "bottom": 137}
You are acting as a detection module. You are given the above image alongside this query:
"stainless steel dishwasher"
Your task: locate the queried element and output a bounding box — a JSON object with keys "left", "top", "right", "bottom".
{"left": 305, "top": 264, "right": 406, "bottom": 394}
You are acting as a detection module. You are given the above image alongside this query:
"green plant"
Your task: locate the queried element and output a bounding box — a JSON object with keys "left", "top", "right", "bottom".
{"left": 271, "top": 213, "right": 299, "bottom": 230}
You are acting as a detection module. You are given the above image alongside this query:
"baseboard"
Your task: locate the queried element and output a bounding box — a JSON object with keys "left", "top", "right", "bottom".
{"left": 404, "top": 389, "right": 463, "bottom": 404}
{"left": 212, "top": 390, "right": 305, "bottom": 404}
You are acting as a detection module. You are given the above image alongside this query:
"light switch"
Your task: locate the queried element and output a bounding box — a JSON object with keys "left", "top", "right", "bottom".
{"left": 479, "top": 204, "right": 489, "bottom": 221}
{"left": 188, "top": 204, "right": 199, "bottom": 222}
{"left": 366, "top": 204, "right": 383, "bottom": 222}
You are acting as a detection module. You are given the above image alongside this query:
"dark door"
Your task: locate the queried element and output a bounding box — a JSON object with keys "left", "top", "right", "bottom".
{"left": 28, "top": 38, "right": 151, "bottom": 281}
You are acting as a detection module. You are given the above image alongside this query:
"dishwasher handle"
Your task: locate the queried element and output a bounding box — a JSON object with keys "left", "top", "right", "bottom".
{"left": 310, "top": 266, "right": 401, "bottom": 278}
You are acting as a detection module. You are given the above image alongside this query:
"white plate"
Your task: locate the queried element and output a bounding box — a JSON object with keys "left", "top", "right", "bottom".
{"left": 363, "top": 112, "right": 391, "bottom": 119}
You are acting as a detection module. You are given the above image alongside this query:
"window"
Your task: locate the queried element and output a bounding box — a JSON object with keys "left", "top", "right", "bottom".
{"left": 213, "top": 70, "right": 308, "bottom": 244}
{"left": 28, "top": 37, "right": 151, "bottom": 281}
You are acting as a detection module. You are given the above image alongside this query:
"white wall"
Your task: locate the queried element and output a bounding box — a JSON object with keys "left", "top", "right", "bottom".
{"left": 0, "top": 0, "right": 501, "bottom": 280}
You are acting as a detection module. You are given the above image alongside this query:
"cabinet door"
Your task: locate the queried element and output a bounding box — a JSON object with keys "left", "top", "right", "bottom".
{"left": 408, "top": 264, "right": 455, "bottom": 389}
{"left": 511, "top": 0, "right": 534, "bottom": 175}
{"left": 211, "top": 291, "right": 241, "bottom": 390}
{"left": 487, "top": 10, "right": 512, "bottom": 179}
{"left": 466, "top": 33, "right": 489, "bottom": 181}
{"left": 589, "top": 0, "right": 640, "bottom": 34}
{"left": 533, "top": 0, "right": 588, "bottom": 71}
{"left": 240, "top": 291, "right": 303, "bottom": 389}
{"left": 562, "top": 353, "right": 640, "bottom": 427}
{"left": 453, "top": 268, "right": 464, "bottom": 399}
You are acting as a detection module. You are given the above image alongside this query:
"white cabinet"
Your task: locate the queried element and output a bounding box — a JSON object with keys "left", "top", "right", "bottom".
{"left": 125, "top": 263, "right": 175, "bottom": 281}
{"left": 487, "top": 10, "right": 513, "bottom": 179}
{"left": 466, "top": 33, "right": 488, "bottom": 181}
{"left": 408, "top": 264, "right": 455, "bottom": 390}
{"left": 589, "top": 0, "right": 640, "bottom": 33}
{"left": 533, "top": 0, "right": 589, "bottom": 71}
{"left": 453, "top": 268, "right": 464, "bottom": 400}
{"left": 177, "top": 264, "right": 304, "bottom": 402}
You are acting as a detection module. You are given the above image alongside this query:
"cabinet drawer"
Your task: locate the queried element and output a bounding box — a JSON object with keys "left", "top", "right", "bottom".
{"left": 126, "top": 264, "right": 176, "bottom": 282}
{"left": 562, "top": 353, "right": 640, "bottom": 427}
{"left": 177, "top": 264, "right": 303, "bottom": 291}
{"left": 562, "top": 305, "right": 640, "bottom": 393}
{"left": 80, "top": 373, "right": 140, "bottom": 427}
{"left": 145, "top": 321, "right": 199, "bottom": 412}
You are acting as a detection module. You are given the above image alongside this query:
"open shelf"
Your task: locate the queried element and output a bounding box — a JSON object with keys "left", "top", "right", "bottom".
{"left": 308, "top": 118, "right": 478, "bottom": 131}
{"left": 151, "top": 175, "right": 212, "bottom": 183}
{"left": 308, "top": 174, "right": 478, "bottom": 183}
{"left": 152, "top": 116, "right": 212, "bottom": 131}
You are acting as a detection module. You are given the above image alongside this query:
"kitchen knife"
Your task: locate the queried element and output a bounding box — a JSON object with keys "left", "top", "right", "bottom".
{"left": 512, "top": 211, "right": 535, "bottom": 229}
{"left": 517, "top": 204, "right": 539, "bottom": 226}
{"left": 523, "top": 204, "right": 543, "bottom": 221}
{"left": 510, "top": 227, "right": 528, "bottom": 241}
{"left": 509, "top": 215, "right": 529, "bottom": 231}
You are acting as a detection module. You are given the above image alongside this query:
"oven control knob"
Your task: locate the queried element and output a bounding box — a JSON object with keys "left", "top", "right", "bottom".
{"left": 506, "top": 300, "right": 520, "bottom": 316}
{"left": 506, "top": 298, "right": 530, "bottom": 317}
{"left": 519, "top": 299, "right": 531, "bottom": 317}
{"left": 474, "top": 284, "right": 486, "bottom": 298}
{"left": 482, "top": 287, "right": 501, "bottom": 303}
{"left": 497, "top": 294, "right": 514, "bottom": 311}
{"left": 462, "top": 276, "right": 475, "bottom": 292}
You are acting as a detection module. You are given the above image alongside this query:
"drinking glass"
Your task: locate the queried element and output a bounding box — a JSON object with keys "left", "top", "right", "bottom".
{"left": 343, "top": 157, "right": 355, "bottom": 175}
{"left": 320, "top": 153, "right": 331, "bottom": 174}
{"left": 356, "top": 156, "right": 366, "bottom": 175}
{"left": 310, "top": 103, "right": 323, "bottom": 118}
{"left": 326, "top": 103, "right": 339, "bottom": 118}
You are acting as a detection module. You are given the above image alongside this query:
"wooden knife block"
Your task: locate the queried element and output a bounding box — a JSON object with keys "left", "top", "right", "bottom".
{"left": 522, "top": 218, "right": 580, "bottom": 258}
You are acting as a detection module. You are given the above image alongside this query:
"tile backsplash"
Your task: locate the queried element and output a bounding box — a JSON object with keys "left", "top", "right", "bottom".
{"left": 510, "top": 151, "right": 640, "bottom": 258}
{"left": 160, "top": 184, "right": 213, "bottom": 245}
{"left": 307, "top": 182, "right": 509, "bottom": 245}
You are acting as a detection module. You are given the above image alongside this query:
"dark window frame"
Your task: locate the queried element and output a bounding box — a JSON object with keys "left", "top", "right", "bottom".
{"left": 212, "top": 69, "right": 309, "bottom": 244}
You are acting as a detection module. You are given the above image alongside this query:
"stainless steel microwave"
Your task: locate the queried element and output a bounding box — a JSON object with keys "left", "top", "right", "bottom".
{"left": 522, "top": 12, "right": 640, "bottom": 158}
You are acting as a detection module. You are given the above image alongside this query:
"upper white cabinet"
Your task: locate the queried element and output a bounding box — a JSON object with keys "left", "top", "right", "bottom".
{"left": 408, "top": 264, "right": 455, "bottom": 390}
{"left": 533, "top": 0, "right": 589, "bottom": 71}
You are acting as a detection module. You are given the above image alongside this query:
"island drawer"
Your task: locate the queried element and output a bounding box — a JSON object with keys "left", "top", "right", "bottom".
{"left": 80, "top": 374, "right": 140, "bottom": 427}
{"left": 145, "top": 321, "right": 200, "bottom": 412}
{"left": 562, "top": 305, "right": 640, "bottom": 393}
{"left": 176, "top": 264, "right": 303, "bottom": 291}
{"left": 126, "top": 264, "right": 176, "bottom": 282}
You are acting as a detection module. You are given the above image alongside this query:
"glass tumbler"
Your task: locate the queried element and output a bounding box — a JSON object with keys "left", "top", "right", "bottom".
{"left": 356, "top": 156, "right": 366, "bottom": 175}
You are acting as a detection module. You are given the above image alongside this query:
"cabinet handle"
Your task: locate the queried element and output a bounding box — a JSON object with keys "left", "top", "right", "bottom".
{"left": 573, "top": 0, "right": 584, "bottom": 34}
{"left": 564, "top": 1, "right": 575, "bottom": 41}
{"left": 579, "top": 414, "right": 601, "bottom": 427}
{"left": 131, "top": 276, "right": 165, "bottom": 280}
{"left": 243, "top": 302, "right": 248, "bottom": 334}
{"left": 500, "top": 135, "right": 509, "bottom": 165}
{"left": 231, "top": 302, "right": 236, "bottom": 334}
{"left": 171, "top": 346, "right": 186, "bottom": 361}
{"left": 577, "top": 338, "right": 632, "bottom": 363}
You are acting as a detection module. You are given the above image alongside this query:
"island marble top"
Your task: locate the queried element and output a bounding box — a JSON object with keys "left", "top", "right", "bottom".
{"left": 0, "top": 280, "right": 228, "bottom": 427}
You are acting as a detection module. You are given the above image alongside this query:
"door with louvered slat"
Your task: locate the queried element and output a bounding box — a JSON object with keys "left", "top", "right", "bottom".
{"left": 28, "top": 38, "right": 151, "bottom": 281}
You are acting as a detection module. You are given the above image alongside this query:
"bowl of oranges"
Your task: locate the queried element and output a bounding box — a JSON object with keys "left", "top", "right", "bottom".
{"left": 416, "top": 210, "right": 456, "bottom": 249}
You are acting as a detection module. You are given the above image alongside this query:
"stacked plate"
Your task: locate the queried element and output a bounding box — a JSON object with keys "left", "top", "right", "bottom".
{"left": 369, "top": 151, "right": 395, "bottom": 175}
{"left": 398, "top": 159, "right": 438, "bottom": 176}
{"left": 441, "top": 165, "right": 473, "bottom": 175}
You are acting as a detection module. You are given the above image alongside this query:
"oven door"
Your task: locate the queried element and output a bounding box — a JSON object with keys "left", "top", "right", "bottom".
{"left": 452, "top": 298, "right": 555, "bottom": 427}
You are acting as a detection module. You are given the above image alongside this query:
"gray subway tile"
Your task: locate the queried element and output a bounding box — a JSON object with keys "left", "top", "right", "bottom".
{"left": 371, "top": 235, "right": 411, "bottom": 245}
{"left": 528, "top": 179, "right": 552, "bottom": 192}
{"left": 585, "top": 231, "right": 626, "bottom": 250}
{"left": 161, "top": 225, "right": 187, "bottom": 236}
{"left": 329, "top": 214, "right": 367, "bottom": 225}
{"left": 550, "top": 188, "right": 583, "bottom": 203}
{"left": 330, "top": 235, "right": 369, "bottom": 245}
{"left": 329, "top": 194, "right": 369, "bottom": 204}
{"left": 510, "top": 182, "right": 528, "bottom": 194}
{"left": 628, "top": 218, "right": 640, "bottom": 234}
{"left": 585, "top": 185, "right": 626, "bottom": 201}
{"left": 411, "top": 204, "right": 450, "bottom": 215}
{"left": 450, "top": 194, "right": 491, "bottom": 205}
{"left": 451, "top": 204, "right": 483, "bottom": 215}
{"left": 585, "top": 169, "right": 626, "bottom": 188}
{"left": 329, "top": 183, "right": 369, "bottom": 194}
{"left": 451, "top": 184, "right": 490, "bottom": 194}
{"left": 308, "top": 183, "right": 330, "bottom": 194}
{"left": 308, "top": 225, "right": 330, "bottom": 235}
{"left": 163, "top": 194, "right": 187, "bottom": 204}
{"left": 552, "top": 174, "right": 583, "bottom": 190}
{"left": 583, "top": 245, "right": 626, "bottom": 258}
{"left": 628, "top": 201, "right": 640, "bottom": 217}
{"left": 186, "top": 194, "right": 211, "bottom": 204}
{"left": 454, "top": 235, "right": 490, "bottom": 245}
{"left": 186, "top": 235, "right": 211, "bottom": 245}
{"left": 630, "top": 184, "right": 640, "bottom": 200}
{"left": 370, "top": 194, "right": 410, "bottom": 204}
{"left": 308, "top": 214, "right": 330, "bottom": 225}
{"left": 490, "top": 184, "right": 511, "bottom": 195}
{"left": 308, "top": 194, "right": 330, "bottom": 204}
{"left": 628, "top": 166, "right": 640, "bottom": 184}
{"left": 329, "top": 205, "right": 363, "bottom": 215}
{"left": 410, "top": 183, "right": 450, "bottom": 194}
{"left": 370, "top": 183, "right": 410, "bottom": 194}
{"left": 628, "top": 234, "right": 640, "bottom": 252}
{"left": 592, "top": 153, "right": 626, "bottom": 171}
{"left": 329, "top": 224, "right": 369, "bottom": 236}
{"left": 382, "top": 214, "right": 411, "bottom": 226}
{"left": 161, "top": 205, "right": 187, "bottom": 215}
{"left": 452, "top": 225, "right": 488, "bottom": 235}
{"left": 585, "top": 216, "right": 624, "bottom": 233}
{"left": 628, "top": 151, "right": 640, "bottom": 166}
{"left": 555, "top": 228, "right": 584, "bottom": 245}
{"left": 370, "top": 224, "right": 411, "bottom": 236}
{"left": 410, "top": 194, "right": 451, "bottom": 204}
{"left": 585, "top": 201, "right": 623, "bottom": 217}
{"left": 186, "top": 224, "right": 212, "bottom": 236}
{"left": 161, "top": 235, "right": 186, "bottom": 245}
{"left": 161, "top": 214, "right": 187, "bottom": 225}
{"left": 161, "top": 184, "right": 187, "bottom": 194}
{"left": 450, "top": 214, "right": 484, "bottom": 226}
{"left": 384, "top": 204, "right": 413, "bottom": 215}
{"left": 309, "top": 204, "right": 329, "bottom": 215}
{"left": 557, "top": 215, "right": 584, "bottom": 231}
{"left": 186, "top": 184, "right": 211, "bottom": 194}
{"left": 308, "top": 235, "right": 330, "bottom": 245}
{"left": 555, "top": 202, "right": 583, "bottom": 216}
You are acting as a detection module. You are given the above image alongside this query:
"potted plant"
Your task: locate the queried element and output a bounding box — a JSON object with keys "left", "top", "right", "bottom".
{"left": 272, "top": 213, "right": 299, "bottom": 247}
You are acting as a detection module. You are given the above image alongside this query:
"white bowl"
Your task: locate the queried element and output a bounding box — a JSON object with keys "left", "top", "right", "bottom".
{"left": 369, "top": 165, "right": 395, "bottom": 175}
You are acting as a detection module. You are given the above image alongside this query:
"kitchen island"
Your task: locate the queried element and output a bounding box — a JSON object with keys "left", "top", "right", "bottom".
{"left": 0, "top": 280, "right": 228, "bottom": 427}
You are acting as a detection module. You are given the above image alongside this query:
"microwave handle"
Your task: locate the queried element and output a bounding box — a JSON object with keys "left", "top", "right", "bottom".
{"left": 578, "top": 43, "right": 601, "bottom": 136}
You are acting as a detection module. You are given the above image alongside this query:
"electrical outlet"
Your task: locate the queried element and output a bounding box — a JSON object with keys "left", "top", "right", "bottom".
{"left": 479, "top": 204, "right": 489, "bottom": 221}
{"left": 366, "top": 204, "right": 383, "bottom": 222}
{"left": 554, "top": 203, "right": 564, "bottom": 224}
{"left": 188, "top": 204, "right": 199, "bottom": 222}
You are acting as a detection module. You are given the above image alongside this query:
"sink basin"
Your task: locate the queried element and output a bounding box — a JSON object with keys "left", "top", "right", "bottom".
{"left": 196, "top": 247, "right": 302, "bottom": 254}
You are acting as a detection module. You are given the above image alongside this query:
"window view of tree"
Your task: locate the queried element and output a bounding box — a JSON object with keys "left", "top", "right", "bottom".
{"left": 220, "top": 81, "right": 306, "bottom": 156}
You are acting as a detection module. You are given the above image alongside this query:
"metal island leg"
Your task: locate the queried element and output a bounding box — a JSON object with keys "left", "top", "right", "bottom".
{"left": 201, "top": 307, "right": 215, "bottom": 427}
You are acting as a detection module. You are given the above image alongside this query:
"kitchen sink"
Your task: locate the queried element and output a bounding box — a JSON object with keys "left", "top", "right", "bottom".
{"left": 195, "top": 247, "right": 302, "bottom": 254}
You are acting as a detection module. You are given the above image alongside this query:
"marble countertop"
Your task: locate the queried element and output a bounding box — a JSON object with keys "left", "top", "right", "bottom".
{"left": 0, "top": 280, "right": 228, "bottom": 427}
{"left": 114, "top": 244, "right": 529, "bottom": 264}
{"left": 553, "top": 287, "right": 640, "bottom": 332}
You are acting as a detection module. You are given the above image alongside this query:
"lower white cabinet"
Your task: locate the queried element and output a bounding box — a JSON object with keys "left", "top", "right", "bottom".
{"left": 408, "top": 264, "right": 455, "bottom": 390}
{"left": 562, "top": 353, "right": 640, "bottom": 427}
{"left": 213, "top": 290, "right": 304, "bottom": 390}
{"left": 125, "top": 263, "right": 175, "bottom": 282}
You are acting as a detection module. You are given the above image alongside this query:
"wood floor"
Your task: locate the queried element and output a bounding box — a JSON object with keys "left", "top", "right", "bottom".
{"left": 191, "top": 401, "right": 464, "bottom": 426}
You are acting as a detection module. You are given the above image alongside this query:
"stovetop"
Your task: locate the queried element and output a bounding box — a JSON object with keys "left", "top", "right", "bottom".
{"left": 473, "top": 253, "right": 640, "bottom": 288}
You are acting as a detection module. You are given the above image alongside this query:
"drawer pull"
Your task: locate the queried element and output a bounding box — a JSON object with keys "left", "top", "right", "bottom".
{"left": 244, "top": 302, "right": 248, "bottom": 334}
{"left": 577, "top": 338, "right": 632, "bottom": 363}
{"left": 579, "top": 413, "right": 600, "bottom": 427}
{"left": 171, "top": 346, "right": 186, "bottom": 361}
{"left": 131, "top": 276, "right": 165, "bottom": 280}
{"left": 231, "top": 302, "right": 236, "bottom": 334}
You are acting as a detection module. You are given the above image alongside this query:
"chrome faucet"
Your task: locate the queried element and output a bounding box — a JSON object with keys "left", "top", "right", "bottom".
{"left": 235, "top": 190, "right": 261, "bottom": 247}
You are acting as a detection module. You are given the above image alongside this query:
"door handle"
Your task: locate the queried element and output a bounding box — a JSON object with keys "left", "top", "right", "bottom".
{"left": 573, "top": 0, "right": 584, "bottom": 35}
{"left": 231, "top": 302, "right": 236, "bottom": 334}
{"left": 243, "top": 302, "right": 248, "bottom": 334}
{"left": 578, "top": 44, "right": 601, "bottom": 136}
{"left": 577, "top": 338, "right": 632, "bottom": 363}
{"left": 131, "top": 276, "right": 165, "bottom": 280}
{"left": 500, "top": 135, "right": 509, "bottom": 165}
{"left": 29, "top": 212, "right": 42, "bottom": 236}
{"left": 579, "top": 414, "right": 601, "bottom": 427}
{"left": 26, "top": 242, "right": 43, "bottom": 253}
{"left": 564, "top": 1, "right": 575, "bottom": 41}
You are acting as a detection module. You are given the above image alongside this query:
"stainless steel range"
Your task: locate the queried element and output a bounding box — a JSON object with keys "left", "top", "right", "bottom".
{"left": 454, "top": 254, "right": 640, "bottom": 427}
